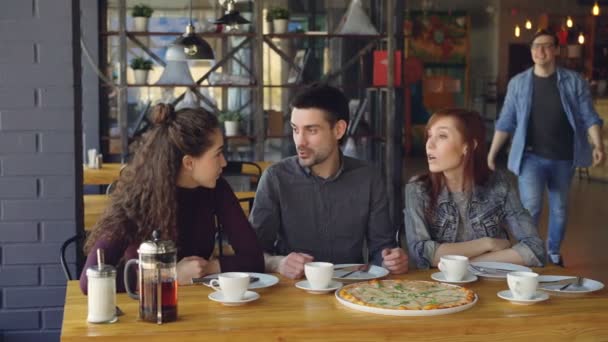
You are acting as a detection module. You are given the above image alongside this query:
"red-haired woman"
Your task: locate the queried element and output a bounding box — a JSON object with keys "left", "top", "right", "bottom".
{"left": 404, "top": 109, "right": 545, "bottom": 269}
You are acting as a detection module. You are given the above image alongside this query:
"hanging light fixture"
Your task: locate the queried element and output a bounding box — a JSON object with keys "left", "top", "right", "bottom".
{"left": 592, "top": 1, "right": 600, "bottom": 16}
{"left": 214, "top": 0, "right": 250, "bottom": 31}
{"left": 171, "top": 0, "right": 215, "bottom": 60}
{"left": 578, "top": 32, "right": 585, "bottom": 44}
{"left": 515, "top": 24, "right": 521, "bottom": 37}
{"left": 566, "top": 16, "right": 573, "bottom": 28}
{"left": 156, "top": 45, "right": 196, "bottom": 85}
{"left": 525, "top": 19, "right": 532, "bottom": 30}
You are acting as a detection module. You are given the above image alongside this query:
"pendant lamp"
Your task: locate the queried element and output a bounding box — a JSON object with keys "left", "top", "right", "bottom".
{"left": 171, "top": 0, "right": 214, "bottom": 60}
{"left": 214, "top": 0, "right": 250, "bottom": 29}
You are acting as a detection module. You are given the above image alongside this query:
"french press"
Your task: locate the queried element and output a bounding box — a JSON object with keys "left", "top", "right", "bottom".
{"left": 124, "top": 230, "right": 178, "bottom": 324}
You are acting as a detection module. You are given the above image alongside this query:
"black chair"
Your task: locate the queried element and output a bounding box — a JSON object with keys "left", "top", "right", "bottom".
{"left": 223, "top": 161, "right": 263, "bottom": 191}
{"left": 60, "top": 232, "right": 86, "bottom": 281}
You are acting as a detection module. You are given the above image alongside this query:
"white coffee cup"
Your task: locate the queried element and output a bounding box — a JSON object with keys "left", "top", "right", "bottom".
{"left": 438, "top": 255, "right": 469, "bottom": 281}
{"left": 304, "top": 262, "right": 334, "bottom": 290}
{"left": 507, "top": 271, "right": 539, "bottom": 300}
{"left": 209, "top": 272, "right": 250, "bottom": 301}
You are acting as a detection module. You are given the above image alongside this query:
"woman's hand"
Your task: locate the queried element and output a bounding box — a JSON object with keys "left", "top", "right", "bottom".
{"left": 176, "top": 256, "right": 209, "bottom": 285}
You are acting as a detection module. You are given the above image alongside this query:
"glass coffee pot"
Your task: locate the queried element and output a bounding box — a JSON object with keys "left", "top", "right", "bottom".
{"left": 124, "top": 230, "right": 178, "bottom": 324}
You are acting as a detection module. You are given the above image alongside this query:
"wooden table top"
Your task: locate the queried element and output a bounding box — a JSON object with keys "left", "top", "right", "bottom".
{"left": 83, "top": 192, "right": 255, "bottom": 230}
{"left": 61, "top": 266, "right": 608, "bottom": 341}
{"left": 83, "top": 163, "right": 125, "bottom": 185}
{"left": 84, "top": 162, "right": 273, "bottom": 185}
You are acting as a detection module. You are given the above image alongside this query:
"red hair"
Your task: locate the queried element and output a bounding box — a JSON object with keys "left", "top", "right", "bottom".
{"left": 422, "top": 108, "right": 490, "bottom": 211}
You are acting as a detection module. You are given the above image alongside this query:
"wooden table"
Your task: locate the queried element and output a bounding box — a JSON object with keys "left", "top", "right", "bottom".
{"left": 83, "top": 192, "right": 256, "bottom": 230}
{"left": 83, "top": 163, "right": 125, "bottom": 185}
{"left": 61, "top": 266, "right": 608, "bottom": 341}
{"left": 83, "top": 162, "right": 272, "bottom": 186}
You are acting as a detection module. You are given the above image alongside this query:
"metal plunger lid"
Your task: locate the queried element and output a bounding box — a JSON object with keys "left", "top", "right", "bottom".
{"left": 137, "top": 230, "right": 176, "bottom": 255}
{"left": 86, "top": 248, "right": 116, "bottom": 277}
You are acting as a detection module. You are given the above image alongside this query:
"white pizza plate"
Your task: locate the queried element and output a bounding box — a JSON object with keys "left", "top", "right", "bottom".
{"left": 469, "top": 261, "right": 532, "bottom": 280}
{"left": 333, "top": 264, "right": 389, "bottom": 283}
{"left": 201, "top": 272, "right": 279, "bottom": 290}
{"left": 334, "top": 282, "right": 478, "bottom": 316}
{"left": 537, "top": 275, "right": 604, "bottom": 297}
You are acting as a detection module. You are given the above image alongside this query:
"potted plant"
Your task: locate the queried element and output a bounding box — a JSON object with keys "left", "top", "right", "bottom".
{"left": 130, "top": 57, "right": 153, "bottom": 84}
{"left": 132, "top": 4, "right": 154, "bottom": 32}
{"left": 218, "top": 110, "right": 242, "bottom": 137}
{"left": 269, "top": 7, "right": 289, "bottom": 34}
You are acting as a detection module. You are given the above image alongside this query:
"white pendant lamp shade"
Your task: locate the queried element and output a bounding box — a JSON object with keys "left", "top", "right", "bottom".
{"left": 155, "top": 45, "right": 195, "bottom": 85}
{"left": 335, "top": 0, "right": 379, "bottom": 35}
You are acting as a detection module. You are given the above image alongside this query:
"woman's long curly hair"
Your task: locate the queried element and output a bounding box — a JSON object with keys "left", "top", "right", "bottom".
{"left": 84, "top": 104, "right": 220, "bottom": 253}
{"left": 420, "top": 108, "right": 490, "bottom": 213}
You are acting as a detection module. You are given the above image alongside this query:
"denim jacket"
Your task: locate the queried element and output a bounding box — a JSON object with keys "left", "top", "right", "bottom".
{"left": 404, "top": 171, "right": 545, "bottom": 269}
{"left": 495, "top": 67, "right": 603, "bottom": 175}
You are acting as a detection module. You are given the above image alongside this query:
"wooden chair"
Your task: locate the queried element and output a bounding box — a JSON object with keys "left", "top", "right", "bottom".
{"left": 223, "top": 161, "right": 263, "bottom": 191}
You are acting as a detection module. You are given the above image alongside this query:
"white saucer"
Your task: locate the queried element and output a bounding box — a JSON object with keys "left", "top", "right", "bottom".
{"left": 497, "top": 290, "right": 549, "bottom": 305}
{"left": 295, "top": 280, "right": 343, "bottom": 294}
{"left": 208, "top": 290, "right": 260, "bottom": 306}
{"left": 431, "top": 272, "right": 478, "bottom": 284}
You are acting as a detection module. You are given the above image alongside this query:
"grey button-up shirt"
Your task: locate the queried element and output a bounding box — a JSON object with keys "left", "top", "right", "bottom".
{"left": 250, "top": 155, "right": 397, "bottom": 266}
{"left": 404, "top": 170, "right": 545, "bottom": 269}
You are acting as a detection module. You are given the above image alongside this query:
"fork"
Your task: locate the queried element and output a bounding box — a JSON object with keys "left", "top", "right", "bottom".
{"left": 339, "top": 264, "right": 371, "bottom": 278}
{"left": 469, "top": 264, "right": 512, "bottom": 274}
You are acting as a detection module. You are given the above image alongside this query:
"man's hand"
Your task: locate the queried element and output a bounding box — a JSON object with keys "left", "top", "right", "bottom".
{"left": 487, "top": 153, "right": 497, "bottom": 171}
{"left": 177, "top": 256, "right": 209, "bottom": 285}
{"left": 278, "top": 252, "right": 314, "bottom": 279}
{"left": 381, "top": 248, "right": 408, "bottom": 274}
{"left": 592, "top": 146, "right": 605, "bottom": 167}
{"left": 483, "top": 237, "right": 511, "bottom": 252}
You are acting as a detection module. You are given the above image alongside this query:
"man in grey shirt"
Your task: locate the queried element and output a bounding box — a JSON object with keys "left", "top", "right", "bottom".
{"left": 250, "top": 84, "right": 408, "bottom": 279}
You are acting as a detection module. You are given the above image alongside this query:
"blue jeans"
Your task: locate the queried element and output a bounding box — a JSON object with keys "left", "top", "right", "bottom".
{"left": 517, "top": 153, "right": 574, "bottom": 258}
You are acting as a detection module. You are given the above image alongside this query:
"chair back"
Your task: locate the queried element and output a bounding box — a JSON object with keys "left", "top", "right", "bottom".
{"left": 223, "top": 161, "right": 263, "bottom": 191}
{"left": 60, "top": 233, "right": 86, "bottom": 281}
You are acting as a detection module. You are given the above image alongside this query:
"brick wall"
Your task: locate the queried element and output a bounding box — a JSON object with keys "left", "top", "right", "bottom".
{"left": 0, "top": 0, "right": 84, "bottom": 341}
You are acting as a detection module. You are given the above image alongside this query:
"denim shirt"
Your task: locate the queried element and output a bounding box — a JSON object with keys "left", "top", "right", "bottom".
{"left": 404, "top": 171, "right": 545, "bottom": 269}
{"left": 495, "top": 67, "right": 603, "bottom": 175}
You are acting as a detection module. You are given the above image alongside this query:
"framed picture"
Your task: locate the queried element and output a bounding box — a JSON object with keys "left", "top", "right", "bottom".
{"left": 287, "top": 49, "right": 310, "bottom": 84}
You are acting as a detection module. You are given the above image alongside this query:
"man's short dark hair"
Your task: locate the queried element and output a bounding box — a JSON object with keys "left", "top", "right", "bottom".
{"left": 530, "top": 29, "right": 558, "bottom": 47}
{"left": 290, "top": 83, "right": 350, "bottom": 127}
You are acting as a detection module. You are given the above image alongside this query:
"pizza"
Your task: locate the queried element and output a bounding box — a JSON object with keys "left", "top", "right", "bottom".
{"left": 337, "top": 280, "right": 476, "bottom": 311}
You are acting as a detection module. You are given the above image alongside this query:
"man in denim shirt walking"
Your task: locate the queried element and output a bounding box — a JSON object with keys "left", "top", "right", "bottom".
{"left": 487, "top": 30, "right": 605, "bottom": 267}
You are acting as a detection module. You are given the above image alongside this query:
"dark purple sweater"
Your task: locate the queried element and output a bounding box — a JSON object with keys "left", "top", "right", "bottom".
{"left": 79, "top": 178, "right": 264, "bottom": 294}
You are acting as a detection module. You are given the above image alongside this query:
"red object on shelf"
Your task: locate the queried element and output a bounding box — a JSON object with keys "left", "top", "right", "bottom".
{"left": 373, "top": 50, "right": 402, "bottom": 86}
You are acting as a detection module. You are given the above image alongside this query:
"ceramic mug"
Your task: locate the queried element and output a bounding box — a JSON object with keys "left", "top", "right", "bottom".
{"left": 209, "top": 272, "right": 250, "bottom": 301}
{"left": 438, "top": 255, "right": 469, "bottom": 281}
{"left": 507, "top": 271, "right": 539, "bottom": 300}
{"left": 304, "top": 262, "right": 334, "bottom": 289}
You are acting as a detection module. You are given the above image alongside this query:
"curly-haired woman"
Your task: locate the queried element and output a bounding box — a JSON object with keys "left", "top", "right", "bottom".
{"left": 79, "top": 104, "right": 264, "bottom": 293}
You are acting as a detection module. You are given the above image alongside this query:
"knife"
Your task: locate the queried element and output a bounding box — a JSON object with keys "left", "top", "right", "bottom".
{"left": 538, "top": 277, "right": 578, "bottom": 286}
{"left": 192, "top": 275, "right": 260, "bottom": 286}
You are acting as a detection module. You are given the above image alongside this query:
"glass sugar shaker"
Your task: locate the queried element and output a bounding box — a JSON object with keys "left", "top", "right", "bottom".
{"left": 86, "top": 248, "right": 118, "bottom": 324}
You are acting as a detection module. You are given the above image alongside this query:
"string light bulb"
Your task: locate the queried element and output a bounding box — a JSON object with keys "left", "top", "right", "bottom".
{"left": 515, "top": 25, "right": 521, "bottom": 37}
{"left": 578, "top": 32, "right": 585, "bottom": 44}
{"left": 525, "top": 19, "right": 532, "bottom": 30}
{"left": 592, "top": 2, "right": 600, "bottom": 16}
{"left": 566, "top": 16, "right": 573, "bottom": 28}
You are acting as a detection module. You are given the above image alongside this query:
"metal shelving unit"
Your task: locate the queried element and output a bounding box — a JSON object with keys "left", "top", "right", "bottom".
{"left": 100, "top": 0, "right": 404, "bottom": 224}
